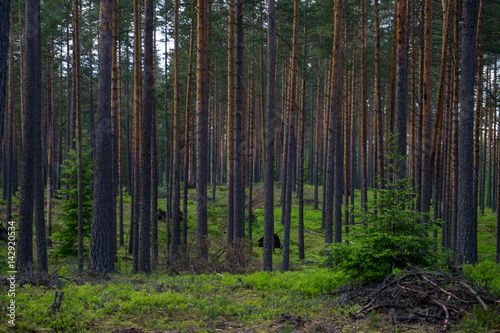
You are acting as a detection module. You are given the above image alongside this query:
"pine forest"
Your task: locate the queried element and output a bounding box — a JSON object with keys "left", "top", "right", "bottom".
{"left": 1, "top": 0, "right": 500, "bottom": 331}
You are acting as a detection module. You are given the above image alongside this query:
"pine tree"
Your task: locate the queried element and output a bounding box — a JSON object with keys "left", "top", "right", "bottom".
{"left": 53, "top": 139, "right": 93, "bottom": 258}
{"left": 89, "top": 0, "right": 115, "bottom": 275}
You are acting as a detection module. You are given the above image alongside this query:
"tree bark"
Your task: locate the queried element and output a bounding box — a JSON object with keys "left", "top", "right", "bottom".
{"left": 89, "top": 0, "right": 114, "bottom": 275}
{"left": 263, "top": 0, "right": 276, "bottom": 272}
{"left": 196, "top": 0, "right": 209, "bottom": 258}
{"left": 171, "top": 0, "right": 181, "bottom": 257}
{"left": 0, "top": 0, "right": 10, "bottom": 146}
{"left": 421, "top": 0, "right": 432, "bottom": 224}
{"left": 184, "top": 17, "right": 195, "bottom": 254}
{"left": 395, "top": 0, "right": 408, "bottom": 180}
{"left": 227, "top": 1, "right": 235, "bottom": 244}
{"left": 456, "top": 0, "right": 478, "bottom": 266}
{"left": 325, "top": 0, "right": 343, "bottom": 255}
{"left": 139, "top": 0, "right": 153, "bottom": 275}
{"left": 233, "top": 0, "right": 245, "bottom": 241}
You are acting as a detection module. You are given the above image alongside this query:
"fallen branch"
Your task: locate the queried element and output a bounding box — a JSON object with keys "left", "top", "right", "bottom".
{"left": 460, "top": 282, "right": 488, "bottom": 311}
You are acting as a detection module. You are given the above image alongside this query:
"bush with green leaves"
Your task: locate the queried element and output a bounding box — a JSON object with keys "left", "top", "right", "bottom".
{"left": 327, "top": 140, "right": 443, "bottom": 282}
{"left": 51, "top": 138, "right": 93, "bottom": 257}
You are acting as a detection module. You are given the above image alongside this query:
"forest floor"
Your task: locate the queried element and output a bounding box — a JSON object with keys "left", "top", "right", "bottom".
{"left": 0, "top": 184, "right": 499, "bottom": 332}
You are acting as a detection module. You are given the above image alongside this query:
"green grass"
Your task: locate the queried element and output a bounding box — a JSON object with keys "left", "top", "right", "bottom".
{"left": 1, "top": 183, "right": 499, "bottom": 332}
{"left": 0, "top": 268, "right": 353, "bottom": 332}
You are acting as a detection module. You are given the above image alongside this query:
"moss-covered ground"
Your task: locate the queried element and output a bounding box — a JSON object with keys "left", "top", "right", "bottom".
{"left": 0, "top": 184, "right": 499, "bottom": 332}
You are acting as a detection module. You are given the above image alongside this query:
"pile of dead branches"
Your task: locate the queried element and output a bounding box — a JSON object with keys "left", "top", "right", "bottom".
{"left": 335, "top": 267, "right": 499, "bottom": 330}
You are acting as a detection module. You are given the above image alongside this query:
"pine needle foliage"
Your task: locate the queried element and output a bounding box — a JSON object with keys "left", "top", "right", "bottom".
{"left": 52, "top": 137, "right": 94, "bottom": 257}
{"left": 328, "top": 138, "right": 444, "bottom": 282}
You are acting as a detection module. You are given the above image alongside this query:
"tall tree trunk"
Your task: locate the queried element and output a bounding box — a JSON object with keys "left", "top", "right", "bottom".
{"left": 171, "top": 0, "right": 181, "bottom": 257}
{"left": 6, "top": 15, "right": 13, "bottom": 223}
{"left": 163, "top": 33, "right": 170, "bottom": 257}
{"left": 248, "top": 55, "right": 255, "bottom": 243}
{"left": 72, "top": 0, "right": 84, "bottom": 275}
{"left": 421, "top": 0, "right": 432, "bottom": 224}
{"left": 118, "top": 43, "right": 124, "bottom": 247}
{"left": 183, "top": 17, "right": 195, "bottom": 254}
{"left": 150, "top": 37, "right": 158, "bottom": 270}
{"left": 131, "top": 0, "right": 142, "bottom": 270}
{"left": 325, "top": 0, "right": 343, "bottom": 256}
{"left": 89, "top": 1, "right": 95, "bottom": 162}
{"left": 227, "top": 1, "right": 235, "bottom": 243}
{"left": 233, "top": 0, "right": 245, "bottom": 241}
{"left": 282, "top": 0, "right": 299, "bottom": 272}
{"left": 17, "top": 0, "right": 43, "bottom": 274}
{"left": 395, "top": 0, "right": 408, "bottom": 180}
{"left": 360, "top": 0, "right": 367, "bottom": 213}
{"left": 456, "top": 0, "right": 478, "bottom": 266}
{"left": 89, "top": 0, "right": 115, "bottom": 275}
{"left": 297, "top": 0, "right": 307, "bottom": 261}
{"left": 0, "top": 0, "right": 10, "bottom": 148}
{"left": 196, "top": 0, "right": 209, "bottom": 258}
{"left": 374, "top": 0, "right": 383, "bottom": 192}
{"left": 110, "top": 0, "right": 118, "bottom": 268}
{"left": 139, "top": 0, "right": 153, "bottom": 275}
{"left": 263, "top": 0, "right": 276, "bottom": 272}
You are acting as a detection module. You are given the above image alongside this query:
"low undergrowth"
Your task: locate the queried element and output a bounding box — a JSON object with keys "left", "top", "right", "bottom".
{"left": 0, "top": 268, "right": 355, "bottom": 332}
{"left": 1, "top": 263, "right": 499, "bottom": 332}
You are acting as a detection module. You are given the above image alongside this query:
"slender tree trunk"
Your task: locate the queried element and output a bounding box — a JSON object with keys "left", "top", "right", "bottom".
{"left": 233, "top": 0, "right": 245, "bottom": 241}
{"left": 298, "top": 3, "right": 308, "bottom": 260}
{"left": 421, "top": 0, "right": 432, "bottom": 224}
{"left": 17, "top": 0, "right": 43, "bottom": 274}
{"left": 131, "top": 0, "right": 142, "bottom": 271}
{"left": 374, "top": 0, "right": 383, "bottom": 192}
{"left": 71, "top": 0, "right": 84, "bottom": 275}
{"left": 110, "top": 0, "right": 118, "bottom": 268}
{"left": 196, "top": 0, "right": 209, "bottom": 258}
{"left": 0, "top": 0, "right": 11, "bottom": 147}
{"left": 395, "top": 0, "right": 408, "bottom": 180}
{"left": 263, "top": 0, "right": 276, "bottom": 272}
{"left": 325, "top": 0, "right": 343, "bottom": 256}
{"left": 456, "top": 0, "right": 478, "bottom": 266}
{"left": 313, "top": 63, "right": 321, "bottom": 210}
{"left": 282, "top": 0, "right": 299, "bottom": 272}
{"left": 138, "top": 0, "right": 153, "bottom": 275}
{"left": 171, "top": 0, "right": 181, "bottom": 257}
{"left": 118, "top": 43, "right": 124, "bottom": 247}
{"left": 183, "top": 17, "right": 195, "bottom": 254}
{"left": 89, "top": 1, "right": 95, "bottom": 162}
{"left": 6, "top": 17, "right": 13, "bottom": 223}
{"left": 248, "top": 55, "right": 255, "bottom": 243}
{"left": 360, "top": 0, "right": 367, "bottom": 212}
{"left": 89, "top": 0, "right": 115, "bottom": 275}
{"left": 227, "top": 1, "right": 235, "bottom": 243}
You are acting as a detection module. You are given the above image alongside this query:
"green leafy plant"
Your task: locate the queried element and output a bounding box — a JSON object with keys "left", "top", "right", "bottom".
{"left": 327, "top": 137, "right": 443, "bottom": 281}
{"left": 51, "top": 137, "right": 94, "bottom": 257}
{"left": 463, "top": 260, "right": 500, "bottom": 293}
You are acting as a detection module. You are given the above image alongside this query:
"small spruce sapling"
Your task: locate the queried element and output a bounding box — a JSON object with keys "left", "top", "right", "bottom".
{"left": 52, "top": 136, "right": 94, "bottom": 257}
{"left": 327, "top": 136, "right": 443, "bottom": 281}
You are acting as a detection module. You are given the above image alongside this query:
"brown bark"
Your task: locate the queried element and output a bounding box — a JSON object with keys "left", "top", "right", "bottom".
{"left": 282, "top": 0, "right": 299, "bottom": 272}
{"left": 171, "top": 0, "right": 181, "bottom": 256}
{"left": 325, "top": 0, "right": 343, "bottom": 251}
{"left": 421, "top": 0, "right": 432, "bottom": 223}
{"left": 183, "top": 16, "right": 195, "bottom": 254}
{"left": 196, "top": 0, "right": 209, "bottom": 258}
{"left": 263, "top": 0, "right": 276, "bottom": 272}
{"left": 227, "top": 1, "right": 235, "bottom": 243}
{"left": 360, "top": 0, "right": 367, "bottom": 212}
{"left": 88, "top": 0, "right": 115, "bottom": 275}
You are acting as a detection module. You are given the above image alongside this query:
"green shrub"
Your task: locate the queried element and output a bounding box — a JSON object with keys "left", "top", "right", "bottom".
{"left": 327, "top": 139, "right": 443, "bottom": 282}
{"left": 51, "top": 137, "right": 93, "bottom": 257}
{"left": 464, "top": 260, "right": 500, "bottom": 293}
